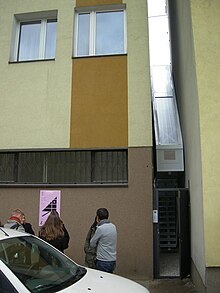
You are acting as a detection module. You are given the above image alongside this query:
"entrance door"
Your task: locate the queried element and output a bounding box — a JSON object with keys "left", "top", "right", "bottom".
{"left": 153, "top": 188, "right": 190, "bottom": 278}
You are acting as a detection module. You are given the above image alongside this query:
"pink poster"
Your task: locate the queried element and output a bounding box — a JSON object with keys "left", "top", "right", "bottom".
{"left": 39, "top": 190, "right": 61, "bottom": 226}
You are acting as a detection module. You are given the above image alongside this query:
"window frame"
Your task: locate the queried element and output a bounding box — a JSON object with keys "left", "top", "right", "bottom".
{"left": 0, "top": 149, "right": 128, "bottom": 186}
{"left": 74, "top": 5, "right": 127, "bottom": 57}
{"left": 10, "top": 11, "right": 58, "bottom": 62}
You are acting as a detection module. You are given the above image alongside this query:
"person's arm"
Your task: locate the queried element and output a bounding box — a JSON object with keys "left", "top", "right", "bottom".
{"left": 84, "top": 228, "right": 93, "bottom": 253}
{"left": 23, "top": 223, "right": 35, "bottom": 235}
{"left": 62, "top": 225, "right": 70, "bottom": 250}
{"left": 90, "top": 227, "right": 101, "bottom": 248}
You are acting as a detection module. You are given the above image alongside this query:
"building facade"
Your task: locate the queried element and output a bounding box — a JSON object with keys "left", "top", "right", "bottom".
{"left": 0, "top": 0, "right": 219, "bottom": 292}
{"left": 169, "top": 0, "right": 220, "bottom": 292}
{"left": 0, "top": 0, "right": 153, "bottom": 279}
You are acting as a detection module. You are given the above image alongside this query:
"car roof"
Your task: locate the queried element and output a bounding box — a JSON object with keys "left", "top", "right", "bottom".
{"left": 0, "top": 227, "right": 30, "bottom": 240}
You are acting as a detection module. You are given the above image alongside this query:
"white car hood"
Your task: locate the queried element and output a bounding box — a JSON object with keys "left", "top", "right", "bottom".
{"left": 62, "top": 268, "right": 149, "bottom": 293}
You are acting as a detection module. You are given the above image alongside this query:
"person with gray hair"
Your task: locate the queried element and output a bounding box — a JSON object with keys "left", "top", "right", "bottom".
{"left": 4, "top": 209, "right": 25, "bottom": 232}
{"left": 90, "top": 208, "right": 117, "bottom": 273}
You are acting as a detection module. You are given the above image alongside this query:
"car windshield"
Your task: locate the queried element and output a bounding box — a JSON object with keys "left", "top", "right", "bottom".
{"left": 0, "top": 235, "right": 87, "bottom": 292}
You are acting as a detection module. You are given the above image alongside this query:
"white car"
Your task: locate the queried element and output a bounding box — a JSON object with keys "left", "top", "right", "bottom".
{"left": 0, "top": 227, "right": 150, "bottom": 293}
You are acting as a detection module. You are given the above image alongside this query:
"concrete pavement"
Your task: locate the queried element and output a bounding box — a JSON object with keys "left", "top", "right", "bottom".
{"left": 135, "top": 278, "right": 197, "bottom": 293}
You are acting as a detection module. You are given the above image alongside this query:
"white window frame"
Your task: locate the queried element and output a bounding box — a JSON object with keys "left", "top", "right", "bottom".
{"left": 74, "top": 5, "right": 127, "bottom": 57}
{"left": 10, "top": 10, "right": 57, "bottom": 62}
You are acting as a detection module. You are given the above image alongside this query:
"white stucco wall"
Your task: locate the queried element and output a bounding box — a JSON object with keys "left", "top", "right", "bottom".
{"left": 125, "top": 0, "right": 152, "bottom": 147}
{"left": 0, "top": 0, "right": 74, "bottom": 149}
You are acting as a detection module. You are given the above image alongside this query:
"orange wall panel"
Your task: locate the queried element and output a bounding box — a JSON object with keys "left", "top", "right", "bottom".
{"left": 76, "top": 0, "right": 122, "bottom": 7}
{"left": 70, "top": 55, "right": 128, "bottom": 148}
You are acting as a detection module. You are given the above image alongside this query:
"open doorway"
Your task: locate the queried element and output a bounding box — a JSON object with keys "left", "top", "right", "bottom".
{"left": 153, "top": 187, "right": 190, "bottom": 278}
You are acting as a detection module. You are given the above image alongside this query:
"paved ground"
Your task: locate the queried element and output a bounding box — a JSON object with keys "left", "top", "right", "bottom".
{"left": 135, "top": 278, "right": 197, "bottom": 293}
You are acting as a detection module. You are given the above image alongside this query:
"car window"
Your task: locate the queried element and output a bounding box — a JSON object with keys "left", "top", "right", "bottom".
{"left": 0, "top": 236, "right": 86, "bottom": 292}
{"left": 0, "top": 270, "right": 18, "bottom": 293}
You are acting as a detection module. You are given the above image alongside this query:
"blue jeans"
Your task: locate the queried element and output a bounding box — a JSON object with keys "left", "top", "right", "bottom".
{"left": 95, "top": 260, "right": 116, "bottom": 273}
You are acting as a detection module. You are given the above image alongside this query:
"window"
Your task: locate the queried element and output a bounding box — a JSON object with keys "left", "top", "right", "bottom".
{"left": 0, "top": 270, "right": 18, "bottom": 293}
{"left": 10, "top": 11, "right": 57, "bottom": 62}
{"left": 74, "top": 5, "right": 126, "bottom": 57}
{"left": 17, "top": 19, "right": 57, "bottom": 61}
{"left": 0, "top": 150, "right": 128, "bottom": 185}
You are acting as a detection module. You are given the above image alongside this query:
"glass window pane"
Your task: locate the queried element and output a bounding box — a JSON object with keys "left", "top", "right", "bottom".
{"left": 18, "top": 21, "right": 41, "bottom": 61}
{"left": 77, "top": 13, "right": 90, "bottom": 56}
{"left": 96, "top": 11, "right": 124, "bottom": 55}
{"left": 1, "top": 236, "right": 80, "bottom": 292}
{"left": 0, "top": 270, "right": 18, "bottom": 293}
{"left": 155, "top": 98, "right": 179, "bottom": 144}
{"left": 45, "top": 20, "right": 57, "bottom": 59}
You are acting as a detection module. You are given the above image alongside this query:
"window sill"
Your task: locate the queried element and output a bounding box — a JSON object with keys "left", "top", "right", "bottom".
{"left": 72, "top": 53, "right": 127, "bottom": 60}
{"left": 8, "top": 58, "right": 55, "bottom": 64}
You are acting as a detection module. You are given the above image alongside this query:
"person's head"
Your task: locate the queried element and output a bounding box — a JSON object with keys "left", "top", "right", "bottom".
{"left": 11, "top": 209, "right": 25, "bottom": 224}
{"left": 96, "top": 208, "right": 109, "bottom": 222}
{"left": 45, "top": 210, "right": 62, "bottom": 227}
{"left": 40, "top": 210, "right": 64, "bottom": 240}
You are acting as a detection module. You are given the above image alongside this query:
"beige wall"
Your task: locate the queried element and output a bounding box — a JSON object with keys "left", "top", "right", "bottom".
{"left": 0, "top": 148, "right": 153, "bottom": 279}
{"left": 168, "top": 0, "right": 206, "bottom": 282}
{"left": 190, "top": 0, "right": 220, "bottom": 267}
{"left": 169, "top": 0, "right": 220, "bottom": 288}
{"left": 125, "top": 0, "right": 152, "bottom": 147}
{"left": 0, "top": 0, "right": 74, "bottom": 149}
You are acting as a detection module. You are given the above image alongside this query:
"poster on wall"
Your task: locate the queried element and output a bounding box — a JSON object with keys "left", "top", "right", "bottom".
{"left": 39, "top": 190, "right": 61, "bottom": 226}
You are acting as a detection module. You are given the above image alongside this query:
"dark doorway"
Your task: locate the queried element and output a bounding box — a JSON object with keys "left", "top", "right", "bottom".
{"left": 153, "top": 188, "right": 190, "bottom": 278}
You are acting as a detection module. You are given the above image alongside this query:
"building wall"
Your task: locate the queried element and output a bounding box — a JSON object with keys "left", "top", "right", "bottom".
{"left": 190, "top": 0, "right": 220, "bottom": 268}
{"left": 0, "top": 0, "right": 74, "bottom": 149}
{"left": 126, "top": 0, "right": 152, "bottom": 147}
{"left": 76, "top": 0, "right": 122, "bottom": 6}
{"left": 0, "top": 0, "right": 153, "bottom": 279}
{"left": 0, "top": 0, "right": 152, "bottom": 150}
{"left": 169, "top": 0, "right": 220, "bottom": 291}
{"left": 168, "top": 0, "right": 205, "bottom": 283}
{"left": 0, "top": 147, "right": 153, "bottom": 278}
{"left": 70, "top": 56, "right": 128, "bottom": 148}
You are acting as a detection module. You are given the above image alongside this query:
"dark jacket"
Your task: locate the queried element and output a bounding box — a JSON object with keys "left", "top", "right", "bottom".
{"left": 84, "top": 223, "right": 97, "bottom": 268}
{"left": 40, "top": 225, "right": 70, "bottom": 253}
{"left": 23, "top": 222, "right": 35, "bottom": 235}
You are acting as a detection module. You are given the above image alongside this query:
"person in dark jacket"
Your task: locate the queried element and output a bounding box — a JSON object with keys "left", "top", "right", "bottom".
{"left": 39, "top": 210, "right": 70, "bottom": 253}
{"left": 84, "top": 218, "right": 97, "bottom": 268}
{"left": 22, "top": 215, "right": 35, "bottom": 235}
